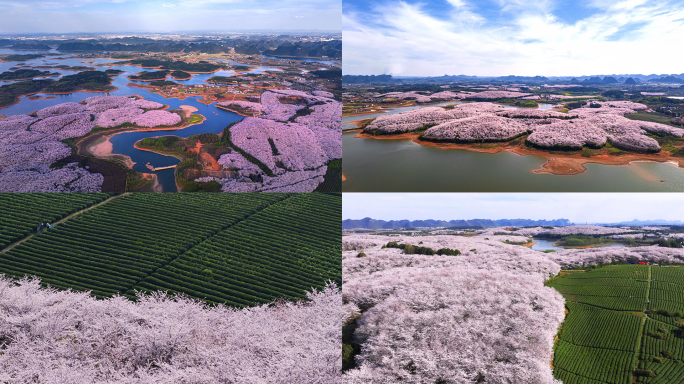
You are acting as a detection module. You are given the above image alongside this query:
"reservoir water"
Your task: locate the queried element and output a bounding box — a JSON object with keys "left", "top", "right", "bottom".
{"left": 530, "top": 238, "right": 627, "bottom": 251}
{"left": 343, "top": 103, "right": 684, "bottom": 192}
{"left": 0, "top": 49, "right": 294, "bottom": 191}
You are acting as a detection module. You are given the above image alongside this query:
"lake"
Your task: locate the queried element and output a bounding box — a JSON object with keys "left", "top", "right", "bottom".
{"left": 530, "top": 238, "right": 626, "bottom": 251}
{"left": 0, "top": 49, "right": 295, "bottom": 191}
{"left": 342, "top": 103, "right": 684, "bottom": 192}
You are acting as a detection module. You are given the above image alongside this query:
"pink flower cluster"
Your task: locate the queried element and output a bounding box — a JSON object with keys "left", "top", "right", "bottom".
{"left": 342, "top": 231, "right": 684, "bottom": 382}
{"left": 527, "top": 120, "right": 608, "bottom": 148}
{"left": 131, "top": 99, "right": 164, "bottom": 110}
{"left": 0, "top": 277, "right": 343, "bottom": 383}
{"left": 205, "top": 88, "right": 339, "bottom": 193}
{"left": 548, "top": 246, "right": 684, "bottom": 268}
{"left": 0, "top": 163, "right": 103, "bottom": 192}
{"left": 0, "top": 114, "right": 37, "bottom": 131}
{"left": 260, "top": 91, "right": 304, "bottom": 121}
{"left": 306, "top": 124, "right": 342, "bottom": 160}
{"left": 581, "top": 100, "right": 649, "bottom": 111}
{"left": 132, "top": 110, "right": 181, "bottom": 128}
{"left": 230, "top": 117, "right": 328, "bottom": 173}
{"left": 378, "top": 91, "right": 425, "bottom": 100}
{"left": 365, "top": 103, "right": 504, "bottom": 134}
{"left": 429, "top": 91, "right": 471, "bottom": 100}
{"left": 311, "top": 90, "right": 334, "bottom": 98}
{"left": 217, "top": 151, "right": 263, "bottom": 179}
{"left": 84, "top": 96, "right": 136, "bottom": 113}
{"left": 342, "top": 235, "right": 565, "bottom": 383}
{"left": 0, "top": 137, "right": 71, "bottom": 168}
{"left": 0, "top": 96, "right": 180, "bottom": 191}
{"left": 217, "top": 100, "right": 263, "bottom": 114}
{"left": 30, "top": 112, "right": 96, "bottom": 139}
{"left": 95, "top": 106, "right": 144, "bottom": 128}
{"left": 422, "top": 114, "right": 530, "bottom": 141}
{"left": 464, "top": 91, "right": 532, "bottom": 99}
{"left": 295, "top": 101, "right": 342, "bottom": 131}
{"left": 35, "top": 102, "right": 86, "bottom": 118}
{"left": 344, "top": 267, "right": 564, "bottom": 384}
{"left": 366, "top": 100, "right": 678, "bottom": 152}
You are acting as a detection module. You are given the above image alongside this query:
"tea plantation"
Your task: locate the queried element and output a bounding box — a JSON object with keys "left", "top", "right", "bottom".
{"left": 547, "top": 265, "right": 684, "bottom": 384}
{"left": 0, "top": 193, "right": 340, "bottom": 307}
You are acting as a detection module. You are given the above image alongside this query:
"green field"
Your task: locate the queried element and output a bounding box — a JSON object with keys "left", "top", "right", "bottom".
{"left": 0, "top": 193, "right": 111, "bottom": 249}
{"left": 0, "top": 193, "right": 340, "bottom": 307}
{"left": 547, "top": 265, "right": 684, "bottom": 383}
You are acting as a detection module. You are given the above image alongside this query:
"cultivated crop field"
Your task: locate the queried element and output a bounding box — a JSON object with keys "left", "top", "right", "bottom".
{"left": 547, "top": 265, "right": 684, "bottom": 383}
{"left": 0, "top": 193, "right": 340, "bottom": 307}
{"left": 0, "top": 193, "right": 111, "bottom": 248}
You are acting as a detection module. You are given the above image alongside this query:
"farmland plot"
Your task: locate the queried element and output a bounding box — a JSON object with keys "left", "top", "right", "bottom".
{"left": 548, "top": 265, "right": 684, "bottom": 383}
{"left": 0, "top": 193, "right": 110, "bottom": 248}
{"left": 0, "top": 193, "right": 340, "bottom": 306}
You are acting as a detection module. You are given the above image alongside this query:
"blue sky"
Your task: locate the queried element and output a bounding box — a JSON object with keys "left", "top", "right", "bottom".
{"left": 343, "top": 193, "right": 684, "bottom": 223}
{"left": 0, "top": 0, "right": 341, "bottom": 34}
{"left": 343, "top": 0, "right": 684, "bottom": 76}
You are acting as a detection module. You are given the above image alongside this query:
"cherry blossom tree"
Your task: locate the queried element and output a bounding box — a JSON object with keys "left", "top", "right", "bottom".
{"left": 0, "top": 278, "right": 343, "bottom": 383}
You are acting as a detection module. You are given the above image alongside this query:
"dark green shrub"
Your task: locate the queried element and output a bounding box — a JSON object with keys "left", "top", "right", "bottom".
{"left": 634, "top": 369, "right": 656, "bottom": 377}
{"left": 436, "top": 248, "right": 461, "bottom": 256}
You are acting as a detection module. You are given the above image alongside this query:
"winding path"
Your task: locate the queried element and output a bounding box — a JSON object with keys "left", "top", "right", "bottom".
{"left": 0, "top": 193, "right": 129, "bottom": 255}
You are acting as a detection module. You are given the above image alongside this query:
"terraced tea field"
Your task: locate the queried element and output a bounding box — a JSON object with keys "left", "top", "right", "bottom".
{"left": 0, "top": 193, "right": 111, "bottom": 249}
{"left": 547, "top": 265, "right": 684, "bottom": 384}
{"left": 0, "top": 193, "right": 341, "bottom": 307}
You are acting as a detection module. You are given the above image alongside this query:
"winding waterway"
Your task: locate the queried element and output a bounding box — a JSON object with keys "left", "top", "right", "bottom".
{"left": 530, "top": 238, "right": 626, "bottom": 251}
{"left": 0, "top": 49, "right": 294, "bottom": 191}
{"left": 343, "top": 102, "right": 684, "bottom": 192}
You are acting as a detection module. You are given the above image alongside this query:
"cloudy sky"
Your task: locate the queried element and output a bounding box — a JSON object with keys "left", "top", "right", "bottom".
{"left": 343, "top": 193, "right": 684, "bottom": 223}
{"left": 343, "top": 0, "right": 684, "bottom": 76}
{"left": 0, "top": 0, "right": 341, "bottom": 33}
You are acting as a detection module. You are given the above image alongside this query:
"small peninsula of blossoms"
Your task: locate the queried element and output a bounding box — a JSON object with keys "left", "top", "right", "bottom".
{"left": 198, "top": 89, "right": 341, "bottom": 192}
{"left": 343, "top": 232, "right": 684, "bottom": 383}
{"left": 363, "top": 100, "right": 682, "bottom": 153}
{"left": 0, "top": 278, "right": 343, "bottom": 383}
{"left": 0, "top": 96, "right": 173, "bottom": 192}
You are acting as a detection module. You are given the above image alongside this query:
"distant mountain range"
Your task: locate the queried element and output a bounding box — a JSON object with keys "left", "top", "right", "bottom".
{"left": 343, "top": 73, "right": 684, "bottom": 84}
{"left": 343, "top": 218, "right": 684, "bottom": 229}
{"left": 343, "top": 218, "right": 571, "bottom": 229}
{"left": 608, "top": 219, "right": 684, "bottom": 226}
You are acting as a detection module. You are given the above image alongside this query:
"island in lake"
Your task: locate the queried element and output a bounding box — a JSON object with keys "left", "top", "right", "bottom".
{"left": 343, "top": 75, "right": 684, "bottom": 191}
{"left": 0, "top": 33, "right": 341, "bottom": 192}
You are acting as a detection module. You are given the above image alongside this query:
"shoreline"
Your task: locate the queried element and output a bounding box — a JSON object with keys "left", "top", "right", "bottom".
{"left": 43, "top": 86, "right": 118, "bottom": 96}
{"left": 354, "top": 131, "right": 684, "bottom": 176}
{"left": 215, "top": 104, "right": 255, "bottom": 118}
{"left": 79, "top": 111, "right": 207, "bottom": 169}
{"left": 0, "top": 73, "right": 61, "bottom": 81}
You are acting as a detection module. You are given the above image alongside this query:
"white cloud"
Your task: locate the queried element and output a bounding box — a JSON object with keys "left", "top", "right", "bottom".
{"left": 343, "top": 0, "right": 684, "bottom": 76}
{"left": 0, "top": 0, "right": 341, "bottom": 33}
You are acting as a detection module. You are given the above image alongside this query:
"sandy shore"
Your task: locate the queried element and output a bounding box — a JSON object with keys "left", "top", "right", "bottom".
{"left": 179, "top": 105, "right": 198, "bottom": 119}
{"left": 86, "top": 133, "right": 136, "bottom": 168}
{"left": 354, "top": 131, "right": 684, "bottom": 176}
{"left": 151, "top": 174, "right": 162, "bottom": 192}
